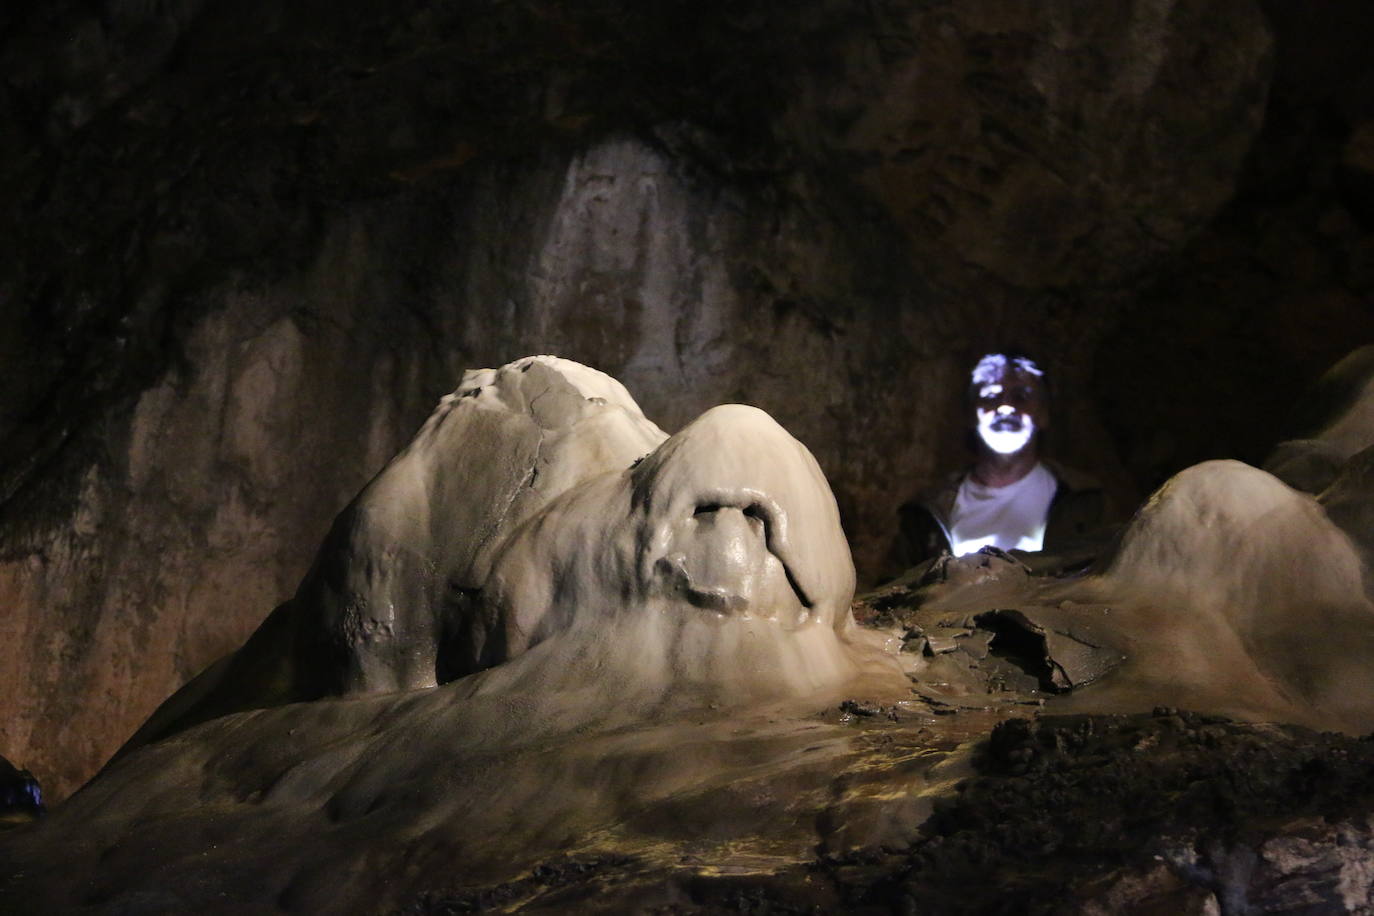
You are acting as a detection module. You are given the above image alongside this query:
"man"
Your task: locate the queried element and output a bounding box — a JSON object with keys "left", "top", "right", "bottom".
{"left": 891, "top": 353, "right": 1108, "bottom": 570}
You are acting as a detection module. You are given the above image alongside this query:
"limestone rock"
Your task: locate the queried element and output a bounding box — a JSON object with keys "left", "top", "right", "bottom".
{"left": 287, "top": 354, "right": 667, "bottom": 696}
{"left": 786, "top": 0, "right": 1273, "bottom": 290}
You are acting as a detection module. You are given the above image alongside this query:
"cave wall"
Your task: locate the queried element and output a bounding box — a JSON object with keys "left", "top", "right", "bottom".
{"left": 1095, "top": 0, "right": 1374, "bottom": 491}
{"left": 0, "top": 0, "right": 1326, "bottom": 799}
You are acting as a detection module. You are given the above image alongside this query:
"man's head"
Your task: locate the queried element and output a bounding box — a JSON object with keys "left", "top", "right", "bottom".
{"left": 968, "top": 353, "right": 1049, "bottom": 457}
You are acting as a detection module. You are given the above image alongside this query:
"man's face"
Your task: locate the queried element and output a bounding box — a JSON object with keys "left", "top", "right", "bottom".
{"left": 971, "top": 357, "right": 1048, "bottom": 456}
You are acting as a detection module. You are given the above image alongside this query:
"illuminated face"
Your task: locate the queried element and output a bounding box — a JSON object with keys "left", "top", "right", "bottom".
{"left": 971, "top": 355, "right": 1047, "bottom": 456}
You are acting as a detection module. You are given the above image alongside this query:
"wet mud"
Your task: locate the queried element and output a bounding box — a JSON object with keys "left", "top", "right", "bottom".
{"left": 404, "top": 712, "right": 1374, "bottom": 914}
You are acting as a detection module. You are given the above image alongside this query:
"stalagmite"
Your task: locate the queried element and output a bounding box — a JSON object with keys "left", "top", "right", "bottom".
{"left": 120, "top": 356, "right": 898, "bottom": 754}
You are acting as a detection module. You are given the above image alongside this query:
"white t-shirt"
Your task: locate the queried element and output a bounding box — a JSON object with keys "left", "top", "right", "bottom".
{"left": 948, "top": 462, "right": 1057, "bottom": 555}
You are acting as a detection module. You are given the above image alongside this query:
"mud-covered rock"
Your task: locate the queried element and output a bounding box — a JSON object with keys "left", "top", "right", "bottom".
{"left": 387, "top": 713, "right": 1374, "bottom": 914}
{"left": 894, "top": 713, "right": 1374, "bottom": 913}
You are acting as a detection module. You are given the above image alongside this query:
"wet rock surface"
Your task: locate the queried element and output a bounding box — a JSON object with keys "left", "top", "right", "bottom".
{"left": 901, "top": 713, "right": 1374, "bottom": 914}
{"left": 369, "top": 713, "right": 1374, "bottom": 915}
{"left": 854, "top": 549, "right": 1126, "bottom": 707}
{"left": 571, "top": 713, "right": 1374, "bottom": 915}
{"left": 11, "top": 706, "right": 1371, "bottom": 914}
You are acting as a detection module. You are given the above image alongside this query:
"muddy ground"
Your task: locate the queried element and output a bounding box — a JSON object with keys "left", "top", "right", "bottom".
{"left": 405, "top": 711, "right": 1374, "bottom": 914}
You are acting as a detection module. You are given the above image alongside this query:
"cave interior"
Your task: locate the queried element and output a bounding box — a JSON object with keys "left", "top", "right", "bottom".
{"left": 3, "top": 0, "right": 1374, "bottom": 912}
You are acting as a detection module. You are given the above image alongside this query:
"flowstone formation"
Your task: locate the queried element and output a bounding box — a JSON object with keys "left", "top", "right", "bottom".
{"left": 3, "top": 356, "right": 926, "bottom": 912}
{"left": 123, "top": 355, "right": 891, "bottom": 753}
{"left": 861, "top": 458, "right": 1374, "bottom": 734}
{"left": 7, "top": 358, "right": 1374, "bottom": 913}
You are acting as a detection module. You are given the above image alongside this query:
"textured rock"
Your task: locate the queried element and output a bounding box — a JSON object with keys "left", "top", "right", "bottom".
{"left": 0, "top": 303, "right": 441, "bottom": 801}
{"left": 893, "top": 714, "right": 1374, "bottom": 915}
{"left": 786, "top": 0, "right": 1273, "bottom": 292}
{"left": 1265, "top": 344, "right": 1374, "bottom": 492}
{"left": 6, "top": 696, "right": 1374, "bottom": 911}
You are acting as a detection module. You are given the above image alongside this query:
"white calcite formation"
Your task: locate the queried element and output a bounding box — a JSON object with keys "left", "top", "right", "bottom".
{"left": 1086, "top": 459, "right": 1374, "bottom": 729}
{"left": 307, "top": 354, "right": 673, "bottom": 694}
{"left": 123, "top": 356, "right": 897, "bottom": 752}
{"left": 476, "top": 401, "right": 874, "bottom": 701}
{"left": 0, "top": 358, "right": 915, "bottom": 913}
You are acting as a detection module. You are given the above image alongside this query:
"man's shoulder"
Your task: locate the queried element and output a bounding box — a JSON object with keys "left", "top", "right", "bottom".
{"left": 891, "top": 471, "right": 962, "bottom": 575}
{"left": 1043, "top": 459, "right": 1114, "bottom": 545}
{"left": 1043, "top": 459, "right": 1105, "bottom": 495}
{"left": 903, "top": 467, "right": 967, "bottom": 515}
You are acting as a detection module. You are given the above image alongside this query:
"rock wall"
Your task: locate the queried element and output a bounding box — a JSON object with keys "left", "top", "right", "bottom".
{"left": 1095, "top": 0, "right": 1374, "bottom": 489}
{"left": 0, "top": 0, "right": 1297, "bottom": 798}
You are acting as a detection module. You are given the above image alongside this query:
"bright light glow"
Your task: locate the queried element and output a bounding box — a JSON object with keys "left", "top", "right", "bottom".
{"left": 1013, "top": 526, "right": 1046, "bottom": 552}
{"left": 952, "top": 534, "right": 996, "bottom": 556}
{"left": 976, "top": 407, "right": 1035, "bottom": 454}
{"left": 951, "top": 525, "right": 1046, "bottom": 556}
